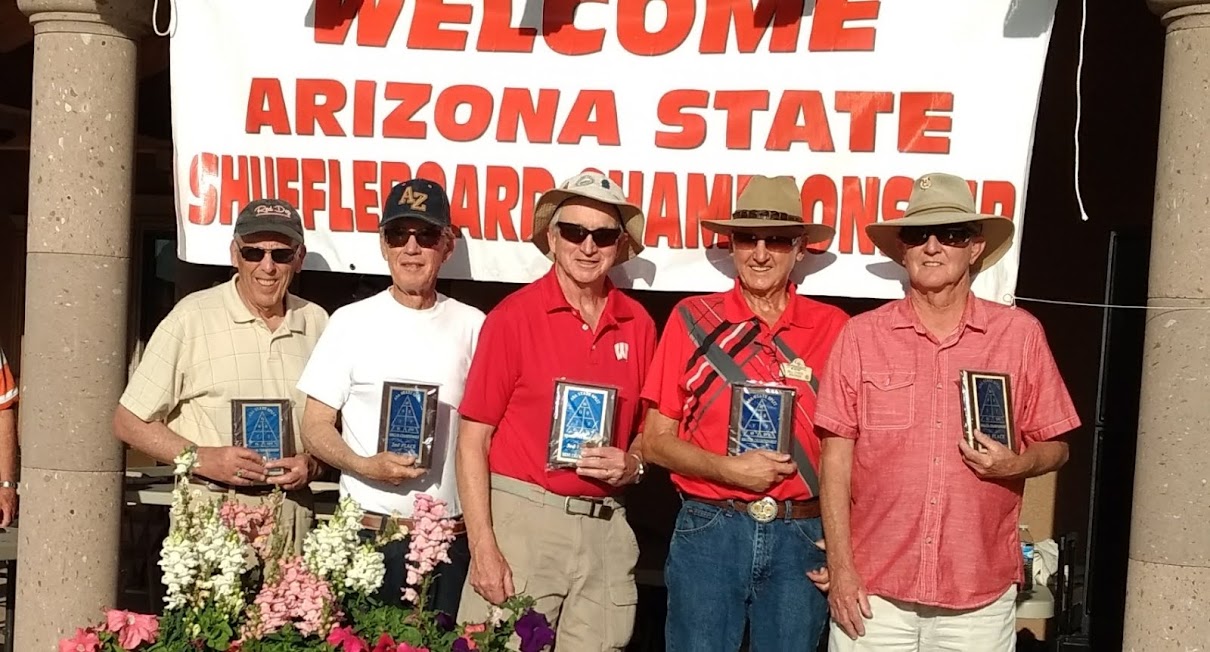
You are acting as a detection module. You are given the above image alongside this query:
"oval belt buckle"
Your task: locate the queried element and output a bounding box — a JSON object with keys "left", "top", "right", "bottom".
{"left": 747, "top": 496, "right": 778, "bottom": 524}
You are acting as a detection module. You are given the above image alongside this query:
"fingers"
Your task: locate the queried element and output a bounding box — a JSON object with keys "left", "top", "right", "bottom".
{"left": 859, "top": 589, "right": 874, "bottom": 619}
{"left": 775, "top": 461, "right": 798, "bottom": 476}
{"left": 753, "top": 450, "right": 792, "bottom": 463}
{"left": 232, "top": 447, "right": 266, "bottom": 464}
{"left": 0, "top": 508, "right": 10, "bottom": 529}
{"left": 972, "top": 429, "right": 1002, "bottom": 451}
{"left": 503, "top": 567, "right": 515, "bottom": 600}
{"left": 814, "top": 538, "right": 827, "bottom": 551}
{"left": 383, "top": 453, "right": 417, "bottom": 467}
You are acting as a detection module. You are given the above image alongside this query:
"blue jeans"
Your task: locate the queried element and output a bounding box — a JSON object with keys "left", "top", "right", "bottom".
{"left": 665, "top": 500, "right": 829, "bottom": 652}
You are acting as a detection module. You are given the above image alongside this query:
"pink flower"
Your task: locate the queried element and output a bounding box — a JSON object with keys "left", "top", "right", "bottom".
{"left": 104, "top": 609, "right": 159, "bottom": 649}
{"left": 397, "top": 644, "right": 430, "bottom": 652}
{"left": 220, "top": 500, "right": 277, "bottom": 558}
{"left": 58, "top": 628, "right": 101, "bottom": 652}
{"left": 464, "top": 623, "right": 487, "bottom": 635}
{"left": 403, "top": 494, "right": 457, "bottom": 602}
{"left": 243, "top": 556, "right": 342, "bottom": 639}
{"left": 327, "top": 625, "right": 369, "bottom": 652}
{"left": 370, "top": 633, "right": 397, "bottom": 652}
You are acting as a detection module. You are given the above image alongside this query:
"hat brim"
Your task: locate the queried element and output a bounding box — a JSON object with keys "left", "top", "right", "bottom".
{"left": 532, "top": 189, "right": 645, "bottom": 264}
{"left": 234, "top": 222, "right": 305, "bottom": 245}
{"left": 379, "top": 211, "right": 462, "bottom": 238}
{"left": 865, "top": 212, "right": 1015, "bottom": 273}
{"left": 701, "top": 218, "right": 836, "bottom": 245}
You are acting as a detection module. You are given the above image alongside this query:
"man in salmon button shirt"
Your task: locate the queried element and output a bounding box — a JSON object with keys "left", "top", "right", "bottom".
{"left": 816, "top": 173, "right": 1079, "bottom": 651}
{"left": 455, "top": 171, "right": 657, "bottom": 651}
{"left": 640, "top": 175, "right": 848, "bottom": 652}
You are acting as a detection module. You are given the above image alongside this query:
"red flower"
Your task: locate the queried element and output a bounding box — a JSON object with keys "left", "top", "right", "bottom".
{"left": 58, "top": 628, "right": 101, "bottom": 652}
{"left": 326, "top": 626, "right": 370, "bottom": 652}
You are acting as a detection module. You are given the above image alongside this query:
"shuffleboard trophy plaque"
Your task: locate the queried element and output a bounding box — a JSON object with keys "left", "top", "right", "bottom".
{"left": 231, "top": 399, "right": 294, "bottom": 476}
{"left": 547, "top": 379, "right": 618, "bottom": 470}
{"left": 378, "top": 381, "right": 440, "bottom": 469}
{"left": 728, "top": 382, "right": 795, "bottom": 456}
{"left": 959, "top": 370, "right": 1017, "bottom": 453}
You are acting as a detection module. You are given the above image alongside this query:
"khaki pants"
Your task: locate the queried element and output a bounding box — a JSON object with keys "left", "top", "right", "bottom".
{"left": 178, "top": 483, "right": 315, "bottom": 555}
{"left": 828, "top": 586, "right": 1017, "bottom": 652}
{"left": 458, "top": 475, "right": 639, "bottom": 651}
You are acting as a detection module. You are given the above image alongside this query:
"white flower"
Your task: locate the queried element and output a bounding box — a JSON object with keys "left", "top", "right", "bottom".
{"left": 345, "top": 544, "right": 385, "bottom": 595}
{"left": 302, "top": 495, "right": 387, "bottom": 599}
{"left": 173, "top": 447, "right": 199, "bottom": 477}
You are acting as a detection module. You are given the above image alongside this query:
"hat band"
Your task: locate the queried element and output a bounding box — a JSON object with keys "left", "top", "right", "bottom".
{"left": 903, "top": 202, "right": 977, "bottom": 218}
{"left": 732, "top": 209, "right": 804, "bottom": 223}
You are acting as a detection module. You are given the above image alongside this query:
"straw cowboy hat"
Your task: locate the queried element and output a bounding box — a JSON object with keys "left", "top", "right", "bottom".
{"left": 701, "top": 175, "right": 835, "bottom": 244}
{"left": 532, "top": 171, "right": 646, "bottom": 264}
{"left": 865, "top": 172, "right": 1015, "bottom": 273}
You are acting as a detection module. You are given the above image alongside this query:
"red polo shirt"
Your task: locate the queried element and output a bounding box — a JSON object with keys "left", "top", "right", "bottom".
{"left": 640, "top": 281, "right": 848, "bottom": 502}
{"left": 459, "top": 268, "right": 657, "bottom": 498}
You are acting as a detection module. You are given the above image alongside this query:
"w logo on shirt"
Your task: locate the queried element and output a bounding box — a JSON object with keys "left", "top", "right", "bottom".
{"left": 614, "top": 342, "right": 629, "bottom": 361}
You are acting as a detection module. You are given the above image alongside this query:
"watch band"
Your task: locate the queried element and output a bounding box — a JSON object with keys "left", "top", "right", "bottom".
{"left": 628, "top": 453, "right": 646, "bottom": 484}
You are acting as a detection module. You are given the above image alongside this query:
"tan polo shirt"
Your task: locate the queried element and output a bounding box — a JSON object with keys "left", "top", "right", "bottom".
{"left": 119, "top": 276, "right": 329, "bottom": 451}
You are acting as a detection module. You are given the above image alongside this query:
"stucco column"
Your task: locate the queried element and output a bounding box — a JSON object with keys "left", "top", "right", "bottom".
{"left": 1124, "top": 3, "right": 1210, "bottom": 650}
{"left": 14, "top": 1, "right": 150, "bottom": 649}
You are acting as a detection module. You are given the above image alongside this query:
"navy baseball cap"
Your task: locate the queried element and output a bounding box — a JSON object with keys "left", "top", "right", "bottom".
{"left": 234, "top": 199, "right": 305, "bottom": 244}
{"left": 381, "top": 179, "right": 457, "bottom": 236}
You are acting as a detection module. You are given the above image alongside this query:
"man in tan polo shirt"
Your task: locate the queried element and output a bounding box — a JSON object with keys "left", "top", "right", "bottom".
{"left": 113, "top": 199, "right": 329, "bottom": 551}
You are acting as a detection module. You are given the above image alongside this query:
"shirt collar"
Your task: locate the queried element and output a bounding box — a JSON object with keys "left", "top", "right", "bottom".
{"left": 890, "top": 292, "right": 987, "bottom": 335}
{"left": 223, "top": 275, "right": 307, "bottom": 334}
{"left": 537, "top": 266, "right": 634, "bottom": 322}
{"left": 722, "top": 280, "right": 813, "bottom": 328}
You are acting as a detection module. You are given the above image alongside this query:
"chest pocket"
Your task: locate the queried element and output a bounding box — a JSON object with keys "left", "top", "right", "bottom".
{"left": 861, "top": 371, "right": 916, "bottom": 430}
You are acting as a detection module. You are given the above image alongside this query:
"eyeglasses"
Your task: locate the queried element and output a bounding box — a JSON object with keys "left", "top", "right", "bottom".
{"left": 730, "top": 232, "right": 799, "bottom": 253}
{"left": 384, "top": 226, "right": 444, "bottom": 249}
{"left": 239, "top": 246, "right": 298, "bottom": 264}
{"left": 556, "top": 222, "right": 623, "bottom": 247}
{"left": 897, "top": 226, "right": 977, "bottom": 248}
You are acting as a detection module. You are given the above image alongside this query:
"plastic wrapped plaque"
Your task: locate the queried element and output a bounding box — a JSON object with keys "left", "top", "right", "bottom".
{"left": 728, "top": 382, "right": 795, "bottom": 456}
{"left": 959, "top": 370, "right": 1017, "bottom": 453}
{"left": 547, "top": 379, "right": 618, "bottom": 470}
{"left": 378, "top": 381, "right": 440, "bottom": 469}
{"left": 231, "top": 399, "right": 295, "bottom": 476}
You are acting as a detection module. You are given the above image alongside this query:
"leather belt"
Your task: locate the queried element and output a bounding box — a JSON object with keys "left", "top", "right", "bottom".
{"left": 360, "top": 512, "right": 467, "bottom": 536}
{"left": 489, "top": 474, "right": 622, "bottom": 520}
{"left": 685, "top": 495, "right": 821, "bottom": 523}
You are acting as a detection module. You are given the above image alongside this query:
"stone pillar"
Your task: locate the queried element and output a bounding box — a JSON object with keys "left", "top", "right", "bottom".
{"left": 1124, "top": 3, "right": 1210, "bottom": 650}
{"left": 14, "top": 1, "right": 149, "bottom": 649}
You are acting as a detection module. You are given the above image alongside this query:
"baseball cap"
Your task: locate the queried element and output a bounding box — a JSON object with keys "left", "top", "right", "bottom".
{"left": 234, "top": 199, "right": 305, "bottom": 245}
{"left": 381, "top": 179, "right": 457, "bottom": 236}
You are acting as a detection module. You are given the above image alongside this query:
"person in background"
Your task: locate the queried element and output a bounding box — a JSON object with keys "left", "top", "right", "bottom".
{"left": 0, "top": 345, "right": 19, "bottom": 527}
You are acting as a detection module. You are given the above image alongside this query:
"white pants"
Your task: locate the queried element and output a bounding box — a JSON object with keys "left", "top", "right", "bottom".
{"left": 828, "top": 586, "right": 1017, "bottom": 652}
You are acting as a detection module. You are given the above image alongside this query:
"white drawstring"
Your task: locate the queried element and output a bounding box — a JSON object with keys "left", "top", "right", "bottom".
{"left": 1073, "top": 0, "right": 1089, "bottom": 221}
{"left": 152, "top": 0, "right": 176, "bottom": 37}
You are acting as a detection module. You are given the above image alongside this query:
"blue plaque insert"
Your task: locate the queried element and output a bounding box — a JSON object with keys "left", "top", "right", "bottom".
{"left": 231, "top": 399, "right": 294, "bottom": 476}
{"left": 548, "top": 380, "right": 618, "bottom": 468}
{"left": 378, "top": 381, "right": 440, "bottom": 468}
{"left": 728, "top": 382, "right": 794, "bottom": 456}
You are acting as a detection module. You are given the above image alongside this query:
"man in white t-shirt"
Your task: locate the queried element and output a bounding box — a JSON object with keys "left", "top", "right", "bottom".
{"left": 299, "top": 179, "right": 485, "bottom": 616}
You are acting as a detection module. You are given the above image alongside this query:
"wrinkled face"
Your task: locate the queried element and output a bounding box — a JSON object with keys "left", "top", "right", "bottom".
{"left": 897, "top": 225, "right": 986, "bottom": 292}
{"left": 546, "top": 198, "right": 625, "bottom": 285}
{"left": 379, "top": 218, "right": 454, "bottom": 294}
{"left": 229, "top": 233, "right": 304, "bottom": 312}
{"left": 729, "top": 229, "right": 805, "bottom": 295}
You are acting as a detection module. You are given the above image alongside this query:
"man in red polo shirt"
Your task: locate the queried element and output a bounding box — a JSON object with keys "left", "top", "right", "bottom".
{"left": 641, "top": 175, "right": 847, "bottom": 651}
{"left": 456, "top": 171, "right": 657, "bottom": 650}
{"left": 816, "top": 173, "right": 1078, "bottom": 651}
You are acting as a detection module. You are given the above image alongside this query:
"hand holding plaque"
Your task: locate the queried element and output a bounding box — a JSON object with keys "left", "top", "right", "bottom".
{"left": 547, "top": 380, "right": 618, "bottom": 470}
{"left": 231, "top": 399, "right": 295, "bottom": 478}
{"left": 728, "top": 382, "right": 795, "bottom": 456}
{"left": 958, "top": 370, "right": 1017, "bottom": 453}
{"left": 378, "top": 381, "right": 440, "bottom": 469}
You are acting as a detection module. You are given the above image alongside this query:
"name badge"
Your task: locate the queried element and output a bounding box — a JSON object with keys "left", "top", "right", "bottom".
{"left": 959, "top": 370, "right": 1017, "bottom": 453}
{"left": 779, "top": 358, "right": 813, "bottom": 383}
{"left": 231, "top": 399, "right": 294, "bottom": 476}
{"left": 548, "top": 380, "right": 618, "bottom": 470}
{"left": 378, "top": 381, "right": 440, "bottom": 469}
{"left": 728, "top": 382, "right": 795, "bottom": 456}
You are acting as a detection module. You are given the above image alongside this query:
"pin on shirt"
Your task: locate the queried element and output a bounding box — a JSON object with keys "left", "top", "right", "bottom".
{"left": 779, "top": 358, "right": 812, "bottom": 383}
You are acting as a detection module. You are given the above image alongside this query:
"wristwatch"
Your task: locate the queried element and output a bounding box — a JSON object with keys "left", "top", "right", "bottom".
{"left": 628, "top": 453, "right": 646, "bottom": 484}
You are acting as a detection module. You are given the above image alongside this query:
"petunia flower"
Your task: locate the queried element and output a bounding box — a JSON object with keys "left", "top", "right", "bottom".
{"left": 58, "top": 628, "right": 101, "bottom": 652}
{"left": 105, "top": 609, "right": 159, "bottom": 649}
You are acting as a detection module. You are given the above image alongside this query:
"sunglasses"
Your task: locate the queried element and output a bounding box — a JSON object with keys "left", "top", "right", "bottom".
{"left": 730, "top": 232, "right": 799, "bottom": 253}
{"left": 239, "top": 246, "right": 298, "bottom": 264}
{"left": 384, "top": 226, "right": 445, "bottom": 249}
{"left": 556, "top": 222, "right": 623, "bottom": 247}
{"left": 897, "top": 226, "right": 978, "bottom": 248}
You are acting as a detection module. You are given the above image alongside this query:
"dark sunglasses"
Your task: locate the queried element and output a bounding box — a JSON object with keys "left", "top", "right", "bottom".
{"left": 730, "top": 232, "right": 799, "bottom": 253}
{"left": 384, "top": 226, "right": 444, "bottom": 249}
{"left": 898, "top": 225, "right": 978, "bottom": 248}
{"left": 239, "top": 246, "right": 298, "bottom": 264}
{"left": 556, "top": 222, "right": 623, "bottom": 247}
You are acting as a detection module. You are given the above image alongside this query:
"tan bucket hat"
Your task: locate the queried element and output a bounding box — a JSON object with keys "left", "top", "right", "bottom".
{"left": 865, "top": 173, "right": 1015, "bottom": 273}
{"left": 701, "top": 175, "right": 835, "bottom": 245}
{"left": 532, "top": 171, "right": 646, "bottom": 264}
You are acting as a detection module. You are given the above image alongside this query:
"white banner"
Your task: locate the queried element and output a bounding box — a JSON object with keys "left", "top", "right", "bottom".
{"left": 170, "top": 0, "right": 1057, "bottom": 302}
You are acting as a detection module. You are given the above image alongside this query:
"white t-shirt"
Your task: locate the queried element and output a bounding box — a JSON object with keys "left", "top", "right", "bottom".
{"left": 297, "top": 290, "right": 485, "bottom": 518}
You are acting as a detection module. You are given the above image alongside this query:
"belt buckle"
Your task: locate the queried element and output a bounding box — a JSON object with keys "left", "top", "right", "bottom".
{"left": 564, "top": 496, "right": 609, "bottom": 519}
{"left": 747, "top": 496, "right": 778, "bottom": 524}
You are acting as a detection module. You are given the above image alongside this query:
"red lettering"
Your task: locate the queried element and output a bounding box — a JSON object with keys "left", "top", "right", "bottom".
{"left": 408, "top": 0, "right": 472, "bottom": 50}
{"left": 809, "top": 0, "right": 880, "bottom": 51}
{"left": 435, "top": 85, "right": 495, "bottom": 142}
{"left": 353, "top": 80, "right": 376, "bottom": 138}
{"left": 544, "top": 0, "right": 606, "bottom": 55}
{"left": 221, "top": 155, "right": 251, "bottom": 226}
{"left": 353, "top": 160, "right": 380, "bottom": 231}
{"left": 802, "top": 175, "right": 838, "bottom": 250}
{"left": 765, "top": 91, "right": 835, "bottom": 152}
{"left": 450, "top": 164, "right": 483, "bottom": 239}
{"left": 382, "top": 83, "right": 431, "bottom": 139}
{"left": 327, "top": 160, "right": 353, "bottom": 232}
{"left": 881, "top": 175, "right": 913, "bottom": 221}
{"left": 313, "top": 0, "right": 403, "bottom": 47}
{"left": 496, "top": 88, "right": 559, "bottom": 144}
{"left": 839, "top": 176, "right": 878, "bottom": 254}
{"left": 187, "top": 153, "right": 219, "bottom": 226}
{"left": 617, "top": 0, "right": 694, "bottom": 56}
{"left": 835, "top": 91, "right": 893, "bottom": 153}
{"left": 379, "top": 162, "right": 413, "bottom": 199}
{"left": 276, "top": 159, "right": 301, "bottom": 214}
{"left": 645, "top": 172, "right": 683, "bottom": 248}
{"left": 980, "top": 181, "right": 1017, "bottom": 219}
{"left": 478, "top": 0, "right": 537, "bottom": 52}
{"left": 655, "top": 90, "right": 708, "bottom": 150}
{"left": 699, "top": 0, "right": 803, "bottom": 54}
{"left": 715, "top": 90, "right": 769, "bottom": 150}
{"left": 246, "top": 79, "right": 292, "bottom": 135}
{"left": 484, "top": 166, "right": 520, "bottom": 241}
{"left": 607, "top": 171, "right": 646, "bottom": 216}
{"left": 558, "top": 90, "right": 620, "bottom": 145}
{"left": 520, "top": 167, "right": 556, "bottom": 241}
{"left": 297, "top": 79, "right": 347, "bottom": 137}
{"left": 898, "top": 92, "right": 952, "bottom": 154}
{"left": 684, "top": 173, "right": 732, "bottom": 248}
{"left": 416, "top": 162, "right": 448, "bottom": 189}
{"left": 300, "top": 158, "right": 327, "bottom": 230}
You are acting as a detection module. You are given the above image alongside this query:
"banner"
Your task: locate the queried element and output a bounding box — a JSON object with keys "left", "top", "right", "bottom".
{"left": 170, "top": 0, "right": 1058, "bottom": 302}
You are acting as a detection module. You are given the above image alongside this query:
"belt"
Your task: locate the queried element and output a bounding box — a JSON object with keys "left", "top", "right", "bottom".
{"left": 360, "top": 512, "right": 467, "bottom": 536}
{"left": 684, "top": 495, "right": 821, "bottom": 523}
{"left": 489, "top": 474, "right": 622, "bottom": 520}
